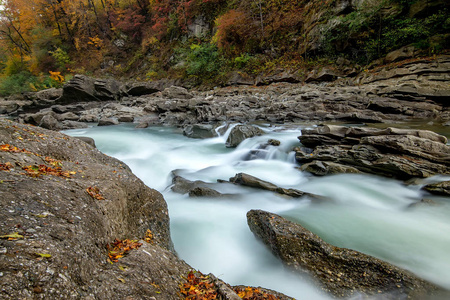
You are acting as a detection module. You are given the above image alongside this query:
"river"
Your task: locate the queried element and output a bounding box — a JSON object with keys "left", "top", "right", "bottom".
{"left": 64, "top": 123, "right": 450, "bottom": 299}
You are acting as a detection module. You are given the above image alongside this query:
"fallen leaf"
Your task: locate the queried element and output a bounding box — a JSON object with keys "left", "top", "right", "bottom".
{"left": 0, "top": 232, "right": 24, "bottom": 239}
{"left": 118, "top": 278, "right": 126, "bottom": 283}
{"left": 35, "top": 253, "right": 52, "bottom": 258}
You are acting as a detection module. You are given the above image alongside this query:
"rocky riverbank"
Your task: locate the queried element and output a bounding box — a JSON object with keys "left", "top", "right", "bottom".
{"left": 1, "top": 54, "right": 450, "bottom": 299}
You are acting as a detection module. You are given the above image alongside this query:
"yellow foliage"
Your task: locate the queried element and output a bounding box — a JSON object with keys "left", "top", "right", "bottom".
{"left": 49, "top": 71, "right": 64, "bottom": 83}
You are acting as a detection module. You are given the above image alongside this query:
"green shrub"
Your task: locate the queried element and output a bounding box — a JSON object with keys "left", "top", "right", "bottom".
{"left": 185, "top": 43, "right": 223, "bottom": 78}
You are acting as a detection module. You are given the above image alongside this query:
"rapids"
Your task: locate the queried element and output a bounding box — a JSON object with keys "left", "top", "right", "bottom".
{"left": 64, "top": 123, "right": 450, "bottom": 299}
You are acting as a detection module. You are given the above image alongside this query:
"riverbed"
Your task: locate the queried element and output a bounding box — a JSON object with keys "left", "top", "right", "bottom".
{"left": 65, "top": 123, "right": 450, "bottom": 299}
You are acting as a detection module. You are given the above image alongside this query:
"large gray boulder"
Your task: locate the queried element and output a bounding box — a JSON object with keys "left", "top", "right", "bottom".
{"left": 0, "top": 119, "right": 176, "bottom": 299}
{"left": 225, "top": 125, "right": 264, "bottom": 148}
{"left": 247, "top": 209, "right": 440, "bottom": 299}
{"left": 56, "top": 75, "right": 123, "bottom": 104}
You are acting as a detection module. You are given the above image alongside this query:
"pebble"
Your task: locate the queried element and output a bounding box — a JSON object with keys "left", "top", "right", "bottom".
{"left": 0, "top": 247, "right": 7, "bottom": 254}
{"left": 26, "top": 228, "right": 37, "bottom": 233}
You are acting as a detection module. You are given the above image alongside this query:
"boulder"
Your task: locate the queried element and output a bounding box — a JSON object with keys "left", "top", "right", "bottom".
{"left": 225, "top": 125, "right": 264, "bottom": 148}
{"left": 423, "top": 180, "right": 450, "bottom": 196}
{"left": 247, "top": 209, "right": 439, "bottom": 298}
{"left": 56, "top": 75, "right": 123, "bottom": 104}
{"left": 61, "top": 120, "right": 89, "bottom": 130}
{"left": 0, "top": 119, "right": 178, "bottom": 299}
{"left": 39, "top": 113, "right": 61, "bottom": 130}
{"left": 188, "top": 187, "right": 224, "bottom": 198}
{"left": 126, "top": 81, "right": 162, "bottom": 96}
{"left": 118, "top": 115, "right": 134, "bottom": 123}
{"left": 183, "top": 124, "right": 217, "bottom": 139}
{"left": 98, "top": 117, "right": 119, "bottom": 126}
{"left": 162, "top": 86, "right": 193, "bottom": 99}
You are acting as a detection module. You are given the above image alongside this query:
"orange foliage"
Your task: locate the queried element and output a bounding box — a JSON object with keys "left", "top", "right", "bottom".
{"left": 107, "top": 238, "right": 142, "bottom": 262}
{"left": 86, "top": 186, "right": 105, "bottom": 200}
{"left": 180, "top": 271, "right": 217, "bottom": 300}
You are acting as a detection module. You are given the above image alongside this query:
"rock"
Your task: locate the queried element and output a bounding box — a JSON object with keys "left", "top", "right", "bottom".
{"left": 267, "top": 139, "right": 281, "bottom": 146}
{"left": 247, "top": 209, "right": 439, "bottom": 298}
{"left": 229, "top": 173, "right": 322, "bottom": 199}
{"left": 75, "top": 136, "right": 96, "bottom": 148}
{"left": 225, "top": 125, "right": 264, "bottom": 148}
{"left": 162, "top": 86, "right": 193, "bottom": 99}
{"left": 57, "top": 75, "right": 123, "bottom": 104}
{"left": 59, "top": 112, "right": 79, "bottom": 121}
{"left": 226, "top": 71, "right": 255, "bottom": 86}
{"left": 126, "top": 81, "right": 161, "bottom": 96}
{"left": 98, "top": 117, "right": 119, "bottom": 126}
{"left": 384, "top": 46, "right": 417, "bottom": 64}
{"left": 78, "top": 114, "right": 99, "bottom": 123}
{"left": 187, "top": 16, "right": 210, "bottom": 37}
{"left": 118, "top": 115, "right": 134, "bottom": 123}
{"left": 300, "top": 161, "right": 362, "bottom": 175}
{"left": 305, "top": 67, "right": 340, "bottom": 83}
{"left": 0, "top": 119, "right": 178, "bottom": 299}
{"left": 423, "top": 180, "right": 450, "bottom": 196}
{"left": 297, "top": 125, "right": 450, "bottom": 179}
{"left": 35, "top": 88, "right": 63, "bottom": 101}
{"left": 183, "top": 124, "right": 217, "bottom": 139}
{"left": 188, "top": 187, "right": 223, "bottom": 198}
{"left": 61, "top": 120, "right": 89, "bottom": 129}
{"left": 39, "top": 114, "right": 61, "bottom": 130}
{"left": 135, "top": 121, "right": 149, "bottom": 128}
{"left": 171, "top": 175, "right": 209, "bottom": 194}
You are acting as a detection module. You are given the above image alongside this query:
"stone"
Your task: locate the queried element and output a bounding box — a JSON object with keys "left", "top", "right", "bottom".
{"left": 162, "top": 86, "right": 193, "bottom": 99}
{"left": 97, "top": 117, "right": 119, "bottom": 126}
{"left": 247, "top": 209, "right": 440, "bottom": 299}
{"left": 225, "top": 125, "right": 264, "bottom": 148}
{"left": 61, "top": 120, "right": 89, "bottom": 130}
{"left": 56, "top": 75, "right": 123, "bottom": 104}
{"left": 126, "top": 82, "right": 161, "bottom": 96}
{"left": 183, "top": 124, "right": 217, "bottom": 139}
{"left": 423, "top": 180, "right": 450, "bottom": 196}
{"left": 118, "top": 115, "right": 134, "bottom": 123}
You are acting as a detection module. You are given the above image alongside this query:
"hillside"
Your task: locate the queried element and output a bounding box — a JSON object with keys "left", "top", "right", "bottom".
{"left": 0, "top": 0, "right": 448, "bottom": 94}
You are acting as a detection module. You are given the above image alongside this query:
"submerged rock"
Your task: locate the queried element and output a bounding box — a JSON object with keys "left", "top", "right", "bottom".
{"left": 247, "top": 209, "right": 440, "bottom": 299}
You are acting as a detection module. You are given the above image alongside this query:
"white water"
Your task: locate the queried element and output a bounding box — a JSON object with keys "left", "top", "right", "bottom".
{"left": 65, "top": 124, "right": 450, "bottom": 299}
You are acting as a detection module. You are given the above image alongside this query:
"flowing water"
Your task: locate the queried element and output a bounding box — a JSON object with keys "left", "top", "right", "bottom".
{"left": 64, "top": 123, "right": 450, "bottom": 299}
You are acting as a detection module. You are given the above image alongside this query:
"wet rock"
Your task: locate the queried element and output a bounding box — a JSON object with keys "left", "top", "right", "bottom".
{"left": 226, "top": 125, "right": 264, "bottom": 148}
{"left": 247, "top": 209, "right": 439, "bottom": 299}
{"left": 188, "top": 187, "right": 224, "bottom": 198}
{"left": 171, "top": 175, "right": 210, "bottom": 194}
{"left": 423, "top": 180, "right": 450, "bottom": 196}
{"left": 98, "top": 117, "right": 119, "bottom": 126}
{"left": 183, "top": 124, "right": 217, "bottom": 139}
{"left": 229, "top": 173, "right": 322, "bottom": 199}
{"left": 118, "top": 115, "right": 134, "bottom": 123}
{"left": 267, "top": 139, "right": 281, "bottom": 146}
{"left": 300, "top": 161, "right": 362, "bottom": 175}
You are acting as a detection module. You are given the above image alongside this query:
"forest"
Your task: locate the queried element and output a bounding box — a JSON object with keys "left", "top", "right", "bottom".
{"left": 0, "top": 0, "right": 448, "bottom": 95}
